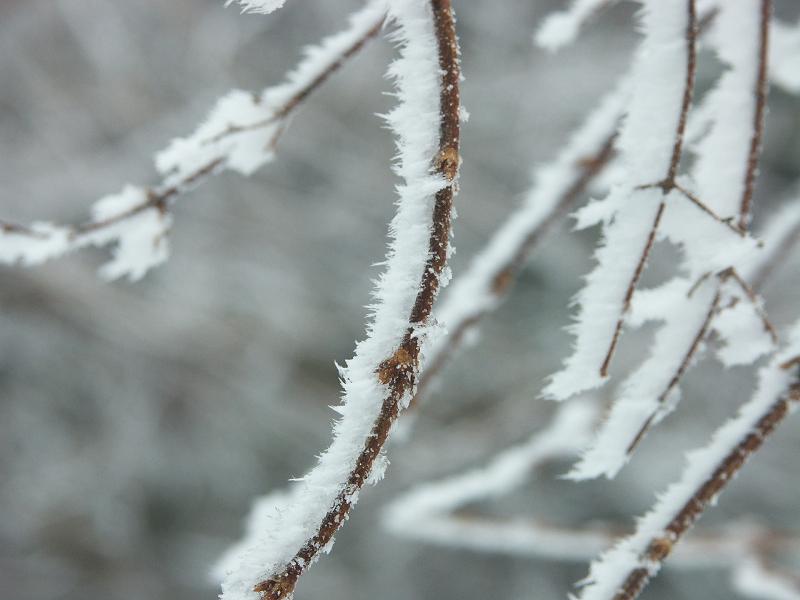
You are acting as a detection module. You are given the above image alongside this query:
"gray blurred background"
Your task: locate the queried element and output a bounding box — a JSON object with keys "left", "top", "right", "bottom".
{"left": 1, "top": 1, "right": 798, "bottom": 599}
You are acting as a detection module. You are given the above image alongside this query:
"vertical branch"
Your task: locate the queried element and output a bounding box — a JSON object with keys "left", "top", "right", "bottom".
{"left": 244, "top": 2, "right": 461, "bottom": 598}
{"left": 598, "top": 0, "right": 698, "bottom": 379}
{"left": 740, "top": 0, "right": 772, "bottom": 230}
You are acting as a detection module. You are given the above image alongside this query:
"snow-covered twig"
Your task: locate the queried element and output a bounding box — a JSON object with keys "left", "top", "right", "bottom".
{"left": 0, "top": 0, "right": 386, "bottom": 280}
{"left": 405, "top": 6, "right": 727, "bottom": 412}
{"left": 544, "top": 0, "right": 704, "bottom": 399}
{"left": 384, "top": 401, "right": 800, "bottom": 600}
{"left": 411, "top": 76, "right": 623, "bottom": 407}
{"left": 216, "top": 2, "right": 461, "bottom": 599}
{"left": 739, "top": 0, "right": 772, "bottom": 230}
{"left": 570, "top": 190, "right": 795, "bottom": 480}
{"left": 562, "top": 0, "right": 777, "bottom": 479}
{"left": 575, "top": 322, "right": 800, "bottom": 600}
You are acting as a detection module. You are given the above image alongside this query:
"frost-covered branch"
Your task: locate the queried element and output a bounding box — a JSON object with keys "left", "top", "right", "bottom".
{"left": 561, "top": 0, "right": 778, "bottom": 479}
{"left": 412, "top": 76, "right": 623, "bottom": 407}
{"left": 575, "top": 322, "right": 800, "bottom": 600}
{"left": 740, "top": 0, "right": 772, "bottom": 230}
{"left": 406, "top": 5, "right": 729, "bottom": 411}
{"left": 215, "top": 2, "right": 461, "bottom": 599}
{"left": 384, "top": 400, "right": 800, "bottom": 600}
{"left": 570, "top": 189, "right": 795, "bottom": 480}
{"left": 0, "top": 0, "right": 386, "bottom": 280}
{"left": 544, "top": 0, "right": 704, "bottom": 399}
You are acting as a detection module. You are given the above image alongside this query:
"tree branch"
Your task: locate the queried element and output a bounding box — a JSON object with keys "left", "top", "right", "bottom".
{"left": 0, "top": 2, "right": 386, "bottom": 277}
{"left": 242, "top": 2, "right": 461, "bottom": 598}
{"left": 577, "top": 330, "right": 800, "bottom": 600}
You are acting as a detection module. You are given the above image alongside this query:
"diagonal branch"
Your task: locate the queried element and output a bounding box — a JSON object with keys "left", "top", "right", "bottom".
{"left": 576, "top": 317, "right": 800, "bottom": 600}
{"left": 0, "top": 1, "right": 386, "bottom": 277}
{"left": 740, "top": 0, "right": 772, "bottom": 230}
{"left": 598, "top": 0, "right": 698, "bottom": 378}
{"left": 569, "top": 1, "right": 779, "bottom": 479}
{"left": 385, "top": 399, "right": 800, "bottom": 600}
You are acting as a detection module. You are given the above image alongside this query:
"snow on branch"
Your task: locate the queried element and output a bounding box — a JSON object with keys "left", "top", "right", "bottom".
{"left": 412, "top": 71, "right": 627, "bottom": 405}
{"left": 733, "top": 558, "right": 800, "bottom": 600}
{"left": 384, "top": 401, "right": 598, "bottom": 537}
{"left": 384, "top": 400, "right": 800, "bottom": 600}
{"left": 215, "top": 2, "right": 461, "bottom": 599}
{"left": 544, "top": 0, "right": 701, "bottom": 401}
{"left": 574, "top": 321, "right": 800, "bottom": 600}
{"left": 226, "top": 0, "right": 288, "bottom": 15}
{"left": 534, "top": 0, "right": 620, "bottom": 52}
{"left": 569, "top": 193, "right": 794, "bottom": 480}
{"left": 566, "top": 0, "right": 777, "bottom": 480}
{"left": 0, "top": 0, "right": 386, "bottom": 280}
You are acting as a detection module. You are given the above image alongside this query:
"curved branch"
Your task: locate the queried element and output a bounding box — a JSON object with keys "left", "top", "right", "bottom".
{"left": 221, "top": 3, "right": 462, "bottom": 599}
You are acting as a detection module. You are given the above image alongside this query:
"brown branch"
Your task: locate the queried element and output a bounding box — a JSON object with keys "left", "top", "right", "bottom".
{"left": 0, "top": 11, "right": 385, "bottom": 251}
{"left": 612, "top": 380, "right": 800, "bottom": 600}
{"left": 252, "top": 3, "right": 461, "bottom": 598}
{"left": 624, "top": 230, "right": 794, "bottom": 458}
{"left": 598, "top": 0, "right": 698, "bottom": 377}
{"left": 409, "top": 6, "right": 725, "bottom": 413}
{"left": 625, "top": 288, "right": 721, "bottom": 455}
{"left": 411, "top": 133, "right": 617, "bottom": 407}
{"left": 719, "top": 266, "right": 779, "bottom": 343}
{"left": 617, "top": 7, "right": 776, "bottom": 461}
{"left": 600, "top": 201, "right": 667, "bottom": 378}
{"left": 739, "top": 0, "right": 772, "bottom": 230}
{"left": 672, "top": 183, "right": 746, "bottom": 236}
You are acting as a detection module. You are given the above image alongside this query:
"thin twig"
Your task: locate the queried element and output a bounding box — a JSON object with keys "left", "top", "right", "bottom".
{"left": 611, "top": 381, "right": 800, "bottom": 600}
{"left": 673, "top": 182, "right": 745, "bottom": 236}
{"left": 719, "top": 266, "right": 779, "bottom": 343}
{"left": 740, "top": 0, "right": 773, "bottom": 230}
{"left": 625, "top": 288, "right": 721, "bottom": 455}
{"left": 598, "top": 0, "right": 698, "bottom": 377}
{"left": 412, "top": 134, "right": 617, "bottom": 406}
{"left": 600, "top": 201, "right": 666, "bottom": 378}
{"left": 0, "top": 11, "right": 385, "bottom": 252}
{"left": 251, "top": 3, "right": 461, "bottom": 597}
{"left": 610, "top": 3, "right": 776, "bottom": 464}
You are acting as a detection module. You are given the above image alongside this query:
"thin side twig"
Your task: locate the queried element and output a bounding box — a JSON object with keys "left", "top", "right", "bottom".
{"left": 615, "top": 0, "right": 774, "bottom": 461}
{"left": 607, "top": 382, "right": 800, "bottom": 600}
{"left": 0, "top": 3, "right": 386, "bottom": 271}
{"left": 598, "top": 0, "right": 698, "bottom": 378}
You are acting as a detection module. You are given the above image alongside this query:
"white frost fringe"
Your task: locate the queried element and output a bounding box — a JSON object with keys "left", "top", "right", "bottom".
{"left": 543, "top": 1, "right": 691, "bottom": 401}
{"left": 575, "top": 321, "right": 800, "bottom": 600}
{"left": 215, "top": 2, "right": 449, "bottom": 599}
{"left": 567, "top": 1, "right": 773, "bottom": 480}
{"left": 383, "top": 402, "right": 597, "bottom": 557}
{"left": 431, "top": 72, "right": 629, "bottom": 354}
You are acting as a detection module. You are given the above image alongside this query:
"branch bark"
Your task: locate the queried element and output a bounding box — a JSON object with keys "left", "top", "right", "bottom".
{"left": 251, "top": 2, "right": 461, "bottom": 597}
